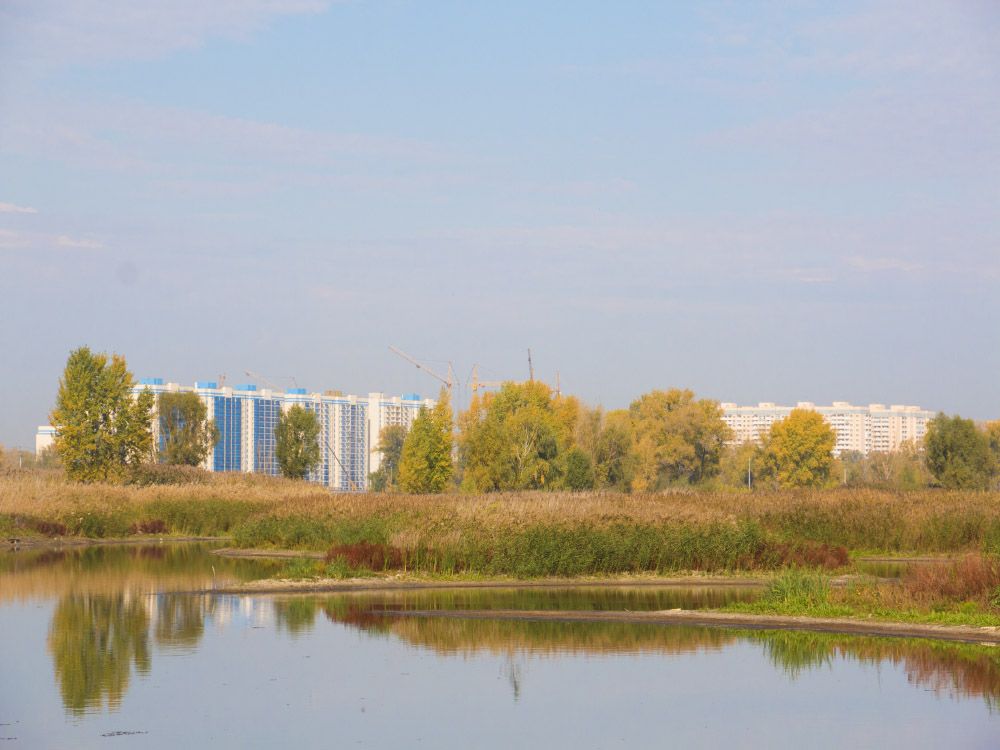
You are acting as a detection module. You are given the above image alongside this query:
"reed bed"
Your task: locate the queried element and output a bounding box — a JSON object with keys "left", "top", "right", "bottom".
{"left": 4, "top": 474, "right": 1000, "bottom": 576}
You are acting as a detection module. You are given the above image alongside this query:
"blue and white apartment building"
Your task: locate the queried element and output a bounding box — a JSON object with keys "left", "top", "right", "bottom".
{"left": 37, "top": 380, "right": 434, "bottom": 491}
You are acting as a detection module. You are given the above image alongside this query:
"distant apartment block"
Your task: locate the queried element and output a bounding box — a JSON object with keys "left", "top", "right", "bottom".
{"left": 35, "top": 425, "right": 56, "bottom": 455}
{"left": 38, "top": 379, "right": 434, "bottom": 491}
{"left": 720, "top": 402, "right": 935, "bottom": 456}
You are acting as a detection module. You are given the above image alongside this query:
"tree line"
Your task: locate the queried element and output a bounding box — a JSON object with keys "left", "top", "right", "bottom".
{"left": 43, "top": 346, "right": 1000, "bottom": 491}
{"left": 377, "top": 382, "right": 1000, "bottom": 493}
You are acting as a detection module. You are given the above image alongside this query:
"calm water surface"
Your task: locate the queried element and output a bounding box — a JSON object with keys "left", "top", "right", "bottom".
{"left": 1, "top": 544, "right": 998, "bottom": 748}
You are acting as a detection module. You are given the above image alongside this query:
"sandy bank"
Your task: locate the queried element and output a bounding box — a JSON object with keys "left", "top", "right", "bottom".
{"left": 211, "top": 574, "right": 772, "bottom": 595}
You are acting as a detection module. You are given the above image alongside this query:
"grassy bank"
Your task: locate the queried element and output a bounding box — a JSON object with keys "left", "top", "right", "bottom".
{"left": 725, "top": 556, "right": 1000, "bottom": 627}
{"left": 4, "top": 473, "right": 1000, "bottom": 577}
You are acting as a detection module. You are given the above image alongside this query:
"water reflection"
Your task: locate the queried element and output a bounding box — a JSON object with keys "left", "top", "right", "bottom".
{"left": 154, "top": 593, "right": 216, "bottom": 650}
{"left": 314, "top": 596, "right": 1000, "bottom": 708}
{"left": 757, "top": 630, "right": 1000, "bottom": 709}
{"left": 274, "top": 597, "right": 319, "bottom": 636}
{"left": 0, "top": 543, "right": 279, "bottom": 602}
{"left": 7, "top": 545, "right": 1000, "bottom": 717}
{"left": 48, "top": 594, "right": 151, "bottom": 715}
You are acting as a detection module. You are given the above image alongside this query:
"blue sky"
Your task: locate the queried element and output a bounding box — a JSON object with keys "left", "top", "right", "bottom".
{"left": 1, "top": 1, "right": 998, "bottom": 447}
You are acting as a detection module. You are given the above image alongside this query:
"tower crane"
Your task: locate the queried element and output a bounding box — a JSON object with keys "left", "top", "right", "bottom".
{"left": 244, "top": 371, "right": 300, "bottom": 392}
{"left": 388, "top": 346, "right": 454, "bottom": 395}
{"left": 469, "top": 364, "right": 503, "bottom": 398}
{"left": 244, "top": 370, "right": 282, "bottom": 391}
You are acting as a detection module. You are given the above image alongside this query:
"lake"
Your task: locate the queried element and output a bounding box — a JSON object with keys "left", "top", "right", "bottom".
{"left": 1, "top": 544, "right": 998, "bottom": 748}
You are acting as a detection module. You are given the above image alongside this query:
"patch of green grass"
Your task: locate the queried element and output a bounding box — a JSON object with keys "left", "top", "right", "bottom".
{"left": 275, "top": 558, "right": 324, "bottom": 580}
{"left": 322, "top": 558, "right": 377, "bottom": 579}
{"left": 724, "top": 570, "right": 1000, "bottom": 627}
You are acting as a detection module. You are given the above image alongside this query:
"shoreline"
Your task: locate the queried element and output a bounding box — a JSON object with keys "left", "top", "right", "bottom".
{"left": 210, "top": 573, "right": 774, "bottom": 595}
{"left": 2, "top": 535, "right": 230, "bottom": 550}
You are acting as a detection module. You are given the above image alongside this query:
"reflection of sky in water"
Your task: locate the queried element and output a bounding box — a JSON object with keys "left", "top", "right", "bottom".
{"left": 1, "top": 546, "right": 1000, "bottom": 748}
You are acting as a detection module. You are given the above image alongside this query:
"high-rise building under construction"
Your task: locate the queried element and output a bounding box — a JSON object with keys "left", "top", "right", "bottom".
{"left": 37, "top": 379, "right": 434, "bottom": 491}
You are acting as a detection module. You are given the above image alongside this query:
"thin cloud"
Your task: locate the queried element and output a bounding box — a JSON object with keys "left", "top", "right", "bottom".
{"left": 0, "top": 202, "right": 37, "bottom": 214}
{"left": 56, "top": 235, "right": 104, "bottom": 249}
{"left": 846, "top": 256, "right": 923, "bottom": 274}
{"left": 0, "top": 1, "right": 332, "bottom": 68}
{"left": 779, "top": 268, "right": 837, "bottom": 284}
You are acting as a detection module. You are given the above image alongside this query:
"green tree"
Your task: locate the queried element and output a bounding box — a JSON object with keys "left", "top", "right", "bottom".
{"left": 758, "top": 408, "right": 837, "bottom": 488}
{"left": 158, "top": 391, "right": 219, "bottom": 466}
{"left": 49, "top": 347, "right": 154, "bottom": 482}
{"left": 398, "top": 389, "right": 453, "bottom": 493}
{"left": 593, "top": 409, "right": 637, "bottom": 492}
{"left": 924, "top": 413, "right": 994, "bottom": 490}
{"left": 369, "top": 424, "right": 408, "bottom": 492}
{"left": 275, "top": 405, "right": 321, "bottom": 480}
{"left": 563, "top": 447, "right": 595, "bottom": 490}
{"left": 628, "top": 389, "right": 732, "bottom": 490}
{"left": 986, "top": 421, "right": 1000, "bottom": 489}
{"left": 459, "top": 381, "right": 571, "bottom": 492}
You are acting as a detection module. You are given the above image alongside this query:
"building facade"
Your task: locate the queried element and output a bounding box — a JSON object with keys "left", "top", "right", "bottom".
{"left": 720, "top": 401, "right": 934, "bottom": 456}
{"left": 39, "top": 378, "right": 433, "bottom": 491}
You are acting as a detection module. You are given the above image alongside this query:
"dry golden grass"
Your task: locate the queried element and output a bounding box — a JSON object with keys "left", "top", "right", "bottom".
{"left": 4, "top": 473, "right": 1000, "bottom": 561}
{"left": 4, "top": 472, "right": 1000, "bottom": 522}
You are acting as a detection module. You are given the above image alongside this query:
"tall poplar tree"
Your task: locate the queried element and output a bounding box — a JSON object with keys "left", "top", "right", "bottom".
{"left": 158, "top": 391, "right": 219, "bottom": 466}
{"left": 49, "top": 346, "right": 154, "bottom": 482}
{"left": 275, "top": 405, "right": 321, "bottom": 480}
{"left": 398, "top": 388, "right": 453, "bottom": 493}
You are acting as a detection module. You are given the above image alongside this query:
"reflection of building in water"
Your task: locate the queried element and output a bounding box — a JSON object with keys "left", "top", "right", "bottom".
{"left": 204, "top": 595, "right": 275, "bottom": 630}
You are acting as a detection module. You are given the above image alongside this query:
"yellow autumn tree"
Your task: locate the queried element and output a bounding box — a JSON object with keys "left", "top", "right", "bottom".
{"left": 758, "top": 408, "right": 837, "bottom": 488}
{"left": 628, "top": 389, "right": 732, "bottom": 491}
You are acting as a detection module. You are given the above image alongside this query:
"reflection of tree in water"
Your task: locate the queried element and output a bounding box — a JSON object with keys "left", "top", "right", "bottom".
{"left": 274, "top": 597, "right": 319, "bottom": 636}
{"left": 319, "top": 594, "right": 1000, "bottom": 707}
{"left": 154, "top": 594, "right": 215, "bottom": 650}
{"left": 757, "top": 630, "right": 1000, "bottom": 708}
{"left": 47, "top": 594, "right": 151, "bottom": 715}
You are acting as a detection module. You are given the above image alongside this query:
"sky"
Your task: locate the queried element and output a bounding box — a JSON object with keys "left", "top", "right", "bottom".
{"left": 1, "top": 1, "right": 998, "bottom": 448}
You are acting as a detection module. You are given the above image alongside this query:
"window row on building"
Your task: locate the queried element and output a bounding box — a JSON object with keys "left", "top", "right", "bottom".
{"left": 36, "top": 379, "right": 434, "bottom": 491}
{"left": 719, "top": 401, "right": 935, "bottom": 456}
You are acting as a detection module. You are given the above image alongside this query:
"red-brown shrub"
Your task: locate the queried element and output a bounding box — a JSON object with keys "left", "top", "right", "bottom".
{"left": 767, "top": 542, "right": 849, "bottom": 570}
{"left": 30, "top": 519, "right": 68, "bottom": 537}
{"left": 905, "top": 554, "right": 1000, "bottom": 602}
{"left": 128, "top": 519, "right": 169, "bottom": 535}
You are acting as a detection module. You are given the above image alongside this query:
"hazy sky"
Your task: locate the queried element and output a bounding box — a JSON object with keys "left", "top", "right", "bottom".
{"left": 2, "top": 1, "right": 998, "bottom": 447}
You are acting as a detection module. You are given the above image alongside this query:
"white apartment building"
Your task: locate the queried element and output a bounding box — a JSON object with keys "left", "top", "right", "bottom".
{"left": 720, "top": 401, "right": 935, "bottom": 456}
{"left": 37, "top": 378, "right": 433, "bottom": 491}
{"left": 35, "top": 425, "right": 56, "bottom": 455}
